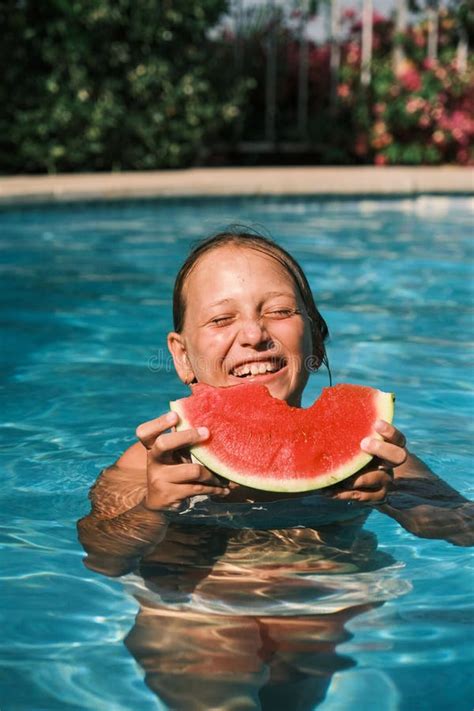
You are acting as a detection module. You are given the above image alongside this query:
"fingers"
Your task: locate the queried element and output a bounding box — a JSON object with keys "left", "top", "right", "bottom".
{"left": 149, "top": 427, "right": 210, "bottom": 464}
{"left": 374, "top": 420, "right": 407, "bottom": 447}
{"left": 136, "top": 411, "right": 179, "bottom": 449}
{"left": 153, "top": 461, "right": 224, "bottom": 488}
{"left": 361, "top": 420, "right": 408, "bottom": 467}
{"left": 329, "top": 467, "right": 393, "bottom": 504}
{"left": 334, "top": 488, "right": 388, "bottom": 504}
{"left": 146, "top": 462, "right": 230, "bottom": 510}
{"left": 135, "top": 411, "right": 225, "bottom": 511}
{"left": 351, "top": 469, "right": 393, "bottom": 491}
{"left": 136, "top": 412, "right": 209, "bottom": 462}
{"left": 146, "top": 480, "right": 230, "bottom": 509}
{"left": 360, "top": 438, "right": 407, "bottom": 466}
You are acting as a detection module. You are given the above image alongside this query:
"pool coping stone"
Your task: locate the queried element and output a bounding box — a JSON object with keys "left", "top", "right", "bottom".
{"left": 0, "top": 166, "right": 472, "bottom": 206}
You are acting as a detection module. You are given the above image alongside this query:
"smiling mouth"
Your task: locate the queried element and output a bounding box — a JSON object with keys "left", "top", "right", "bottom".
{"left": 230, "top": 359, "right": 287, "bottom": 378}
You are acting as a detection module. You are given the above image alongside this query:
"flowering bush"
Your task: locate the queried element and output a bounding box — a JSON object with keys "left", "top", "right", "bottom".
{"left": 222, "top": 6, "right": 473, "bottom": 166}
{"left": 315, "top": 8, "right": 473, "bottom": 165}
{"left": 368, "top": 59, "right": 473, "bottom": 165}
{"left": 340, "top": 8, "right": 474, "bottom": 166}
{"left": 1, "top": 1, "right": 471, "bottom": 171}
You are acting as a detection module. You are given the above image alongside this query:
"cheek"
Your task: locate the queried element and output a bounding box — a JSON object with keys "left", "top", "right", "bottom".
{"left": 273, "top": 320, "right": 308, "bottom": 354}
{"left": 187, "top": 331, "right": 232, "bottom": 373}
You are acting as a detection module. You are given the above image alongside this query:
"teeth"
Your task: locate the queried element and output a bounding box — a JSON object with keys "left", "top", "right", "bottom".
{"left": 231, "top": 361, "right": 282, "bottom": 377}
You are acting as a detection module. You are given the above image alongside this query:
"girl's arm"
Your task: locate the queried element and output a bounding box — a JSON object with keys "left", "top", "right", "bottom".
{"left": 77, "top": 461, "right": 170, "bottom": 577}
{"left": 331, "top": 420, "right": 473, "bottom": 546}
{"left": 378, "top": 452, "right": 474, "bottom": 547}
{"left": 77, "top": 412, "right": 230, "bottom": 577}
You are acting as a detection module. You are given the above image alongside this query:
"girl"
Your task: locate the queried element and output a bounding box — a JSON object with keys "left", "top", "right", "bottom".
{"left": 78, "top": 231, "right": 472, "bottom": 710}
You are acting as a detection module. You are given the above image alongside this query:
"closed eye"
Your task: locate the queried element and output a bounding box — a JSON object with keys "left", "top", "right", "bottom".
{"left": 208, "top": 308, "right": 300, "bottom": 326}
{"left": 265, "top": 308, "right": 300, "bottom": 319}
{"left": 209, "top": 315, "right": 234, "bottom": 327}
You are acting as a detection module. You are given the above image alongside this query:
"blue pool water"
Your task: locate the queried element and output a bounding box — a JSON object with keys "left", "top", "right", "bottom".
{"left": 1, "top": 196, "right": 473, "bottom": 710}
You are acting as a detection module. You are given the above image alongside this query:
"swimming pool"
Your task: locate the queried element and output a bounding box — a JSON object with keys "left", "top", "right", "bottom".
{"left": 1, "top": 196, "right": 473, "bottom": 710}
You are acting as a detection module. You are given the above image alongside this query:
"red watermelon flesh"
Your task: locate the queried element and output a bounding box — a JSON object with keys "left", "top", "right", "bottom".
{"left": 170, "top": 383, "right": 395, "bottom": 493}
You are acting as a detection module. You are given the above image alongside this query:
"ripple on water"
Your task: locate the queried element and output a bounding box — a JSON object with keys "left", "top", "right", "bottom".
{"left": 1, "top": 196, "right": 473, "bottom": 711}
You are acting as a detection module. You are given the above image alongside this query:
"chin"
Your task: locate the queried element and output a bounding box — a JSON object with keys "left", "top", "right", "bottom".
{"left": 266, "top": 381, "right": 301, "bottom": 406}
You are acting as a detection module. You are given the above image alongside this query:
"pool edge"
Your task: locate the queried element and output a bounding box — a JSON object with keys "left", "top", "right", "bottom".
{"left": 0, "top": 166, "right": 472, "bottom": 207}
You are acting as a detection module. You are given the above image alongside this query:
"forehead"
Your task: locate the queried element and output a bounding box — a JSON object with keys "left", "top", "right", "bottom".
{"left": 183, "top": 245, "right": 298, "bottom": 300}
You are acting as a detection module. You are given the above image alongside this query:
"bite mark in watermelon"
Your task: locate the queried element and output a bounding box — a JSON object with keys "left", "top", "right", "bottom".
{"left": 170, "top": 383, "right": 395, "bottom": 493}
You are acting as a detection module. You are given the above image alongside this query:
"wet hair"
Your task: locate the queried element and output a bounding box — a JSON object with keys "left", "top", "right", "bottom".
{"left": 172, "top": 228, "right": 331, "bottom": 377}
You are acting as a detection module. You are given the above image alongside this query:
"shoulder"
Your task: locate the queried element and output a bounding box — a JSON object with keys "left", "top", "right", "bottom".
{"left": 87, "top": 442, "right": 148, "bottom": 518}
{"left": 115, "top": 440, "right": 148, "bottom": 470}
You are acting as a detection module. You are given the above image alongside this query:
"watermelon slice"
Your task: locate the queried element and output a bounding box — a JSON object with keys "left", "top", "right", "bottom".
{"left": 170, "top": 383, "right": 395, "bottom": 493}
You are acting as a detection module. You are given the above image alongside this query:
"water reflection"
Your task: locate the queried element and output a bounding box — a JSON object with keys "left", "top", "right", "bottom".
{"left": 121, "top": 523, "right": 407, "bottom": 711}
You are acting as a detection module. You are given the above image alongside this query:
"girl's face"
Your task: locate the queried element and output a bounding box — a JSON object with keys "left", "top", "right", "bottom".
{"left": 168, "top": 246, "right": 313, "bottom": 406}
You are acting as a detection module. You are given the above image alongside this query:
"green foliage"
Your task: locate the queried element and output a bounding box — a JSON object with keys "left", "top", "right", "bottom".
{"left": 0, "top": 0, "right": 249, "bottom": 173}
{"left": 1, "top": 2, "right": 471, "bottom": 171}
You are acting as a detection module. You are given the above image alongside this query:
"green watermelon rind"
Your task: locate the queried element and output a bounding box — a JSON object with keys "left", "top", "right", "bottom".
{"left": 170, "top": 389, "right": 395, "bottom": 493}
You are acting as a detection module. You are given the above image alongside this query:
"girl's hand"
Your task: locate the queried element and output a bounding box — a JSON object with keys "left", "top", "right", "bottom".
{"left": 135, "top": 411, "right": 230, "bottom": 510}
{"left": 329, "top": 420, "right": 408, "bottom": 504}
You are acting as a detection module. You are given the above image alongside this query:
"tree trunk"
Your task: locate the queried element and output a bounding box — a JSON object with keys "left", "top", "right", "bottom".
{"left": 427, "top": 4, "right": 439, "bottom": 62}
{"left": 264, "top": 2, "right": 277, "bottom": 145}
{"left": 361, "top": 0, "right": 373, "bottom": 87}
{"left": 297, "top": 0, "right": 309, "bottom": 139}
{"left": 393, "top": 0, "right": 408, "bottom": 75}
{"left": 330, "top": 0, "right": 341, "bottom": 109}
{"left": 456, "top": 26, "right": 468, "bottom": 73}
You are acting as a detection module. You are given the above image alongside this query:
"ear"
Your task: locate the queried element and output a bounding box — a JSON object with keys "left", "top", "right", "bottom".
{"left": 167, "top": 332, "right": 195, "bottom": 384}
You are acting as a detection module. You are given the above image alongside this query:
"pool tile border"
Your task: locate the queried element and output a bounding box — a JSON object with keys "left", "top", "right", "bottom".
{"left": 0, "top": 167, "right": 472, "bottom": 205}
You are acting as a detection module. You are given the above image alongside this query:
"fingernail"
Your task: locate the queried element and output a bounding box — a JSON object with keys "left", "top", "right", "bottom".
{"left": 166, "top": 411, "right": 177, "bottom": 423}
{"left": 197, "top": 426, "right": 209, "bottom": 439}
{"left": 375, "top": 419, "right": 386, "bottom": 431}
{"left": 360, "top": 437, "right": 372, "bottom": 449}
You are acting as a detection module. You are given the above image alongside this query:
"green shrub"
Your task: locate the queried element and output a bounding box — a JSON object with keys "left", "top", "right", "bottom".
{"left": 0, "top": 0, "right": 249, "bottom": 173}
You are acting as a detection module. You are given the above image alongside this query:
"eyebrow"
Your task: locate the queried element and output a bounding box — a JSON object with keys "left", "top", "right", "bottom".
{"left": 207, "top": 291, "right": 296, "bottom": 309}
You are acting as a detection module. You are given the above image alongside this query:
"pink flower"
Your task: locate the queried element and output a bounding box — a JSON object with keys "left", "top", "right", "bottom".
{"left": 374, "top": 154, "right": 388, "bottom": 166}
{"left": 354, "top": 133, "right": 369, "bottom": 156}
{"left": 346, "top": 42, "right": 360, "bottom": 65}
{"left": 399, "top": 68, "right": 422, "bottom": 92}
{"left": 406, "top": 97, "right": 424, "bottom": 114}
{"left": 432, "top": 130, "right": 446, "bottom": 145}
{"left": 374, "top": 102, "right": 387, "bottom": 116}
{"left": 371, "top": 122, "right": 393, "bottom": 149}
{"left": 438, "top": 110, "right": 474, "bottom": 146}
{"left": 373, "top": 12, "right": 386, "bottom": 25}
{"left": 343, "top": 8, "right": 356, "bottom": 20}
{"left": 419, "top": 114, "right": 431, "bottom": 128}
{"left": 423, "top": 58, "right": 436, "bottom": 71}
{"left": 337, "top": 83, "right": 351, "bottom": 98}
{"left": 413, "top": 30, "right": 426, "bottom": 48}
{"left": 373, "top": 120, "right": 387, "bottom": 135}
{"left": 456, "top": 148, "right": 471, "bottom": 165}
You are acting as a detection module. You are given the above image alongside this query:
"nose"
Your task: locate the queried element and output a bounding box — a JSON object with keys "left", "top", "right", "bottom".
{"left": 237, "top": 316, "right": 272, "bottom": 348}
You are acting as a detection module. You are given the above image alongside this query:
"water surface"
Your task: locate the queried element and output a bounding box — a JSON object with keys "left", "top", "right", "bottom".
{"left": 1, "top": 196, "right": 473, "bottom": 710}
